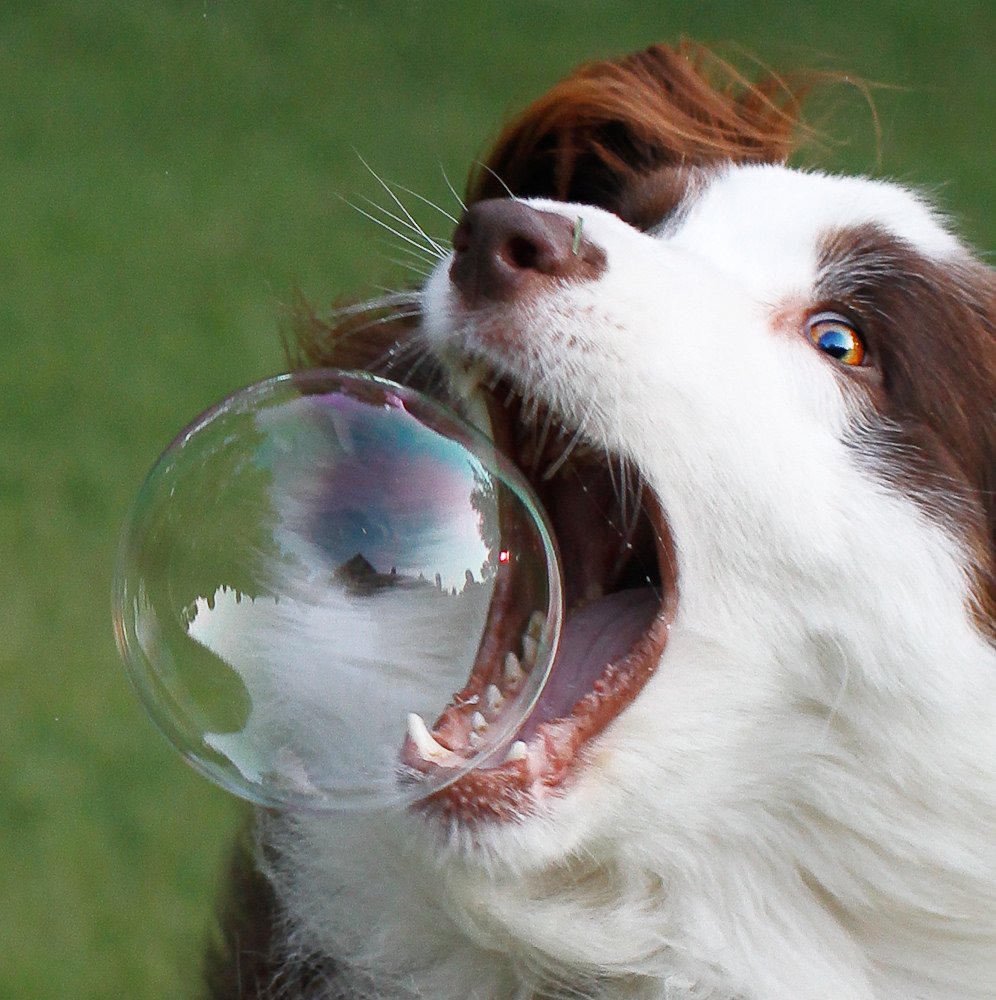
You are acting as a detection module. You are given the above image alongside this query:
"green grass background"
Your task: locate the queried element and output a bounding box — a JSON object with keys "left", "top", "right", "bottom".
{"left": 1, "top": 2, "right": 991, "bottom": 997}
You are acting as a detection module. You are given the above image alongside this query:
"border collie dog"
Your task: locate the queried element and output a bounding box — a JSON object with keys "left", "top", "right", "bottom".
{"left": 210, "top": 44, "right": 996, "bottom": 1000}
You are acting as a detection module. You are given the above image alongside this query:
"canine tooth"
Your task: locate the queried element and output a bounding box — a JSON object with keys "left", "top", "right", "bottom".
{"left": 471, "top": 711, "right": 488, "bottom": 733}
{"left": 505, "top": 741, "right": 528, "bottom": 762}
{"left": 406, "top": 713, "right": 456, "bottom": 764}
{"left": 521, "top": 636, "right": 538, "bottom": 668}
{"left": 485, "top": 684, "right": 504, "bottom": 712}
{"left": 526, "top": 611, "right": 545, "bottom": 640}
{"left": 503, "top": 652, "right": 524, "bottom": 685}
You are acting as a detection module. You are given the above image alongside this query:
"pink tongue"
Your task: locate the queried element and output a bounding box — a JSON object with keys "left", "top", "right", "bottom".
{"left": 519, "top": 588, "right": 659, "bottom": 739}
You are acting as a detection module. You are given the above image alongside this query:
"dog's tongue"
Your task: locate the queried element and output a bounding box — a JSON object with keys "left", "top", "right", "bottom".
{"left": 518, "top": 587, "right": 659, "bottom": 740}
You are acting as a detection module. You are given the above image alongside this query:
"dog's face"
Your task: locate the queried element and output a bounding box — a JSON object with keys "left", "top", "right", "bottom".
{"left": 415, "top": 161, "right": 994, "bottom": 861}
{"left": 268, "top": 46, "right": 996, "bottom": 1000}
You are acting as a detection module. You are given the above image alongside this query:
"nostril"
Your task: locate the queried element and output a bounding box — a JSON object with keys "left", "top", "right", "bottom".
{"left": 504, "top": 234, "right": 545, "bottom": 271}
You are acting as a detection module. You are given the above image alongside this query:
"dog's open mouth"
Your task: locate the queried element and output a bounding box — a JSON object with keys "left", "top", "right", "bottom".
{"left": 400, "top": 377, "right": 678, "bottom": 822}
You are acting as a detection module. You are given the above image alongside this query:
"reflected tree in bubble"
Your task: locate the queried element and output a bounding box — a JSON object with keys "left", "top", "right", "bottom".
{"left": 132, "top": 405, "right": 299, "bottom": 738}
{"left": 469, "top": 464, "right": 500, "bottom": 582}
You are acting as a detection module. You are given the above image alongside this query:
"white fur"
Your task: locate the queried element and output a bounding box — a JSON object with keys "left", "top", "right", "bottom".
{"left": 266, "top": 165, "right": 996, "bottom": 999}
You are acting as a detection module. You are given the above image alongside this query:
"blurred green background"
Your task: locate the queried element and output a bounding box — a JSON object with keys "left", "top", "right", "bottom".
{"left": 1, "top": 2, "right": 991, "bottom": 997}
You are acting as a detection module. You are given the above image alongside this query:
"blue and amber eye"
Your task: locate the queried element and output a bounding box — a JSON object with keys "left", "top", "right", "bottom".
{"left": 806, "top": 312, "right": 866, "bottom": 367}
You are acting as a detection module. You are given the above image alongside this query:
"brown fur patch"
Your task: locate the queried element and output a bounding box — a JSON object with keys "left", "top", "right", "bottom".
{"left": 466, "top": 42, "right": 815, "bottom": 212}
{"left": 613, "top": 164, "right": 713, "bottom": 232}
{"left": 818, "top": 226, "right": 996, "bottom": 639}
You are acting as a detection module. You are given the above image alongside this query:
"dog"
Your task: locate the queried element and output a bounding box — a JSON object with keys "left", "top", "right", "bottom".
{"left": 208, "top": 43, "right": 996, "bottom": 1000}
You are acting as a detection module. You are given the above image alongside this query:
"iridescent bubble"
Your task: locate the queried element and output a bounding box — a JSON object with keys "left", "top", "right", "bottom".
{"left": 113, "top": 371, "right": 562, "bottom": 812}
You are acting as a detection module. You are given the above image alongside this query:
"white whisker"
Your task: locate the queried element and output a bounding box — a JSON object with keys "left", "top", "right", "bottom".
{"left": 617, "top": 454, "right": 633, "bottom": 536}
{"left": 625, "top": 472, "right": 645, "bottom": 543}
{"left": 367, "top": 334, "right": 430, "bottom": 376}
{"left": 474, "top": 161, "right": 521, "bottom": 201}
{"left": 355, "top": 151, "right": 449, "bottom": 256}
{"left": 361, "top": 195, "right": 448, "bottom": 256}
{"left": 543, "top": 420, "right": 588, "bottom": 481}
{"left": 361, "top": 195, "right": 435, "bottom": 242}
{"left": 521, "top": 393, "right": 542, "bottom": 429}
{"left": 340, "top": 196, "right": 446, "bottom": 261}
{"left": 326, "top": 291, "right": 420, "bottom": 319}
{"left": 384, "top": 257, "right": 434, "bottom": 280}
{"left": 605, "top": 448, "right": 622, "bottom": 530}
{"left": 395, "top": 347, "right": 438, "bottom": 389}
{"left": 381, "top": 239, "right": 439, "bottom": 268}
{"left": 440, "top": 163, "right": 467, "bottom": 212}
{"left": 373, "top": 285, "right": 422, "bottom": 309}
{"left": 392, "top": 183, "right": 460, "bottom": 226}
{"left": 532, "top": 407, "right": 556, "bottom": 474}
{"left": 343, "top": 309, "right": 422, "bottom": 336}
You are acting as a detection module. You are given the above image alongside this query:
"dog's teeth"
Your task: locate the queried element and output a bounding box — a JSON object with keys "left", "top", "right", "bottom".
{"left": 503, "top": 652, "right": 524, "bottom": 685}
{"left": 406, "top": 713, "right": 457, "bottom": 764}
{"left": 521, "top": 636, "right": 538, "bottom": 669}
{"left": 505, "top": 740, "right": 527, "bottom": 763}
{"left": 526, "top": 611, "right": 545, "bottom": 640}
{"left": 471, "top": 711, "right": 488, "bottom": 733}
{"left": 485, "top": 684, "right": 504, "bottom": 712}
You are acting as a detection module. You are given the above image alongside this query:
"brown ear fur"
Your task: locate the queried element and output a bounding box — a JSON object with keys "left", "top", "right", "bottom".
{"left": 467, "top": 42, "right": 813, "bottom": 210}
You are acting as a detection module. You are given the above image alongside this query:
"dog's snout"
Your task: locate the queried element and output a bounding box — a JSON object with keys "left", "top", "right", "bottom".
{"left": 449, "top": 199, "right": 605, "bottom": 306}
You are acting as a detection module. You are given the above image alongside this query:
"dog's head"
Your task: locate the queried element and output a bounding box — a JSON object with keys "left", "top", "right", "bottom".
{"left": 279, "top": 44, "right": 996, "bottom": 998}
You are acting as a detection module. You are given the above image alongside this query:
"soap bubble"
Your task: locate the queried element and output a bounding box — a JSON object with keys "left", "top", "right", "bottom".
{"left": 113, "top": 370, "right": 562, "bottom": 812}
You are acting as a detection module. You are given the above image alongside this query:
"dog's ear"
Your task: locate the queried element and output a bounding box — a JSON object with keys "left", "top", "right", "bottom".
{"left": 956, "top": 267, "right": 996, "bottom": 640}
{"left": 827, "top": 230, "right": 996, "bottom": 643}
{"left": 468, "top": 42, "right": 810, "bottom": 212}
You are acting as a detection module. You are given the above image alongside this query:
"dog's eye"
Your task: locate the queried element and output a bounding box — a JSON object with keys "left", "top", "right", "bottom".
{"left": 806, "top": 313, "right": 866, "bottom": 367}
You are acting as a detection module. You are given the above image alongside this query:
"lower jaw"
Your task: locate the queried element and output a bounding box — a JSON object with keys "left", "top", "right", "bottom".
{"left": 414, "top": 579, "right": 675, "bottom": 825}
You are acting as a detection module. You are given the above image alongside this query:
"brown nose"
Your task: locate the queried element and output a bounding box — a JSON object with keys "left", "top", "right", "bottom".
{"left": 449, "top": 199, "right": 605, "bottom": 306}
